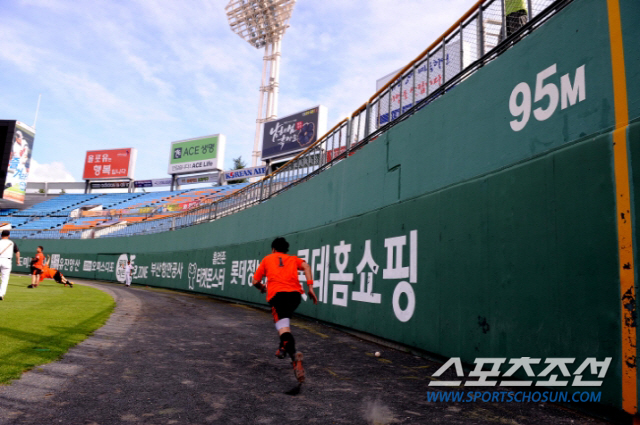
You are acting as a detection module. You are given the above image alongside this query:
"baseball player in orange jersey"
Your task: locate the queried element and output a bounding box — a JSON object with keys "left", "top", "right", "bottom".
{"left": 38, "top": 256, "right": 74, "bottom": 287}
{"left": 27, "top": 246, "right": 45, "bottom": 288}
{"left": 253, "top": 237, "right": 318, "bottom": 383}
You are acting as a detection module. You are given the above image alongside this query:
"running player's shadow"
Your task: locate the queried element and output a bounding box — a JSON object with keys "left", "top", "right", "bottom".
{"left": 285, "top": 383, "right": 302, "bottom": 396}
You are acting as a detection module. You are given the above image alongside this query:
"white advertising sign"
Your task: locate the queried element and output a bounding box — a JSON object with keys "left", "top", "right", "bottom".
{"left": 224, "top": 166, "right": 267, "bottom": 181}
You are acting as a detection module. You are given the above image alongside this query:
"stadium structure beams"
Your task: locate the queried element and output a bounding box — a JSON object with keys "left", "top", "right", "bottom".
{"left": 225, "top": 0, "right": 296, "bottom": 167}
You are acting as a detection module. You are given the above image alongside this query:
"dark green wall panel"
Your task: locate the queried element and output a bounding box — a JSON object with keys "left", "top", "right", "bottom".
{"left": 620, "top": 0, "right": 640, "bottom": 120}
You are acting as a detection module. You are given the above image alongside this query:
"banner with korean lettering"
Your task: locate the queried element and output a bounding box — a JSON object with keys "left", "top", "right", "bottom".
{"left": 168, "top": 135, "right": 226, "bottom": 175}
{"left": 176, "top": 172, "right": 219, "bottom": 186}
{"left": 134, "top": 178, "right": 172, "bottom": 188}
{"left": 90, "top": 181, "right": 130, "bottom": 189}
{"left": 375, "top": 40, "right": 470, "bottom": 126}
{"left": 261, "top": 105, "right": 328, "bottom": 161}
{"left": 179, "top": 200, "right": 200, "bottom": 210}
{"left": 83, "top": 148, "right": 137, "bottom": 180}
{"left": 1, "top": 121, "right": 35, "bottom": 204}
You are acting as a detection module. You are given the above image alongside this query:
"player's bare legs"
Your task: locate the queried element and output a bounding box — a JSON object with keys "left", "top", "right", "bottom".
{"left": 275, "top": 325, "right": 305, "bottom": 383}
{"left": 275, "top": 325, "right": 291, "bottom": 358}
{"left": 29, "top": 272, "right": 39, "bottom": 288}
{"left": 59, "top": 274, "right": 73, "bottom": 288}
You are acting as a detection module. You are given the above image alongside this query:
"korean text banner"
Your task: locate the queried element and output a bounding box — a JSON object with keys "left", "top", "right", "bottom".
{"left": 3, "top": 121, "right": 36, "bottom": 204}
{"left": 168, "top": 135, "right": 226, "bottom": 175}
{"left": 134, "top": 178, "right": 172, "bottom": 188}
{"left": 261, "top": 106, "right": 327, "bottom": 161}
{"left": 83, "top": 148, "right": 137, "bottom": 180}
{"left": 176, "top": 172, "right": 219, "bottom": 186}
{"left": 375, "top": 40, "right": 471, "bottom": 126}
{"left": 90, "top": 181, "right": 130, "bottom": 189}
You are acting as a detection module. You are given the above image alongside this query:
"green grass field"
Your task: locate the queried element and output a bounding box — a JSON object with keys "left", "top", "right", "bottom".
{"left": 0, "top": 275, "right": 114, "bottom": 385}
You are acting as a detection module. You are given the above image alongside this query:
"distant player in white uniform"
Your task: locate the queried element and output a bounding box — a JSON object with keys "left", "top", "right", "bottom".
{"left": 0, "top": 230, "right": 21, "bottom": 301}
{"left": 125, "top": 260, "right": 133, "bottom": 287}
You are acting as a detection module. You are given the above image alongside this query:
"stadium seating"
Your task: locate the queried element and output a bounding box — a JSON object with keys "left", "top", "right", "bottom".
{"left": 112, "top": 191, "right": 186, "bottom": 210}
{"left": 10, "top": 230, "right": 36, "bottom": 239}
{"left": 51, "top": 198, "right": 110, "bottom": 216}
{"left": 0, "top": 217, "right": 32, "bottom": 228}
{"left": 106, "top": 217, "right": 173, "bottom": 237}
{"left": 13, "top": 194, "right": 101, "bottom": 217}
{"left": 19, "top": 217, "right": 71, "bottom": 230}
{"left": 0, "top": 183, "right": 250, "bottom": 239}
{"left": 62, "top": 217, "right": 110, "bottom": 230}
{"left": 98, "top": 193, "right": 143, "bottom": 208}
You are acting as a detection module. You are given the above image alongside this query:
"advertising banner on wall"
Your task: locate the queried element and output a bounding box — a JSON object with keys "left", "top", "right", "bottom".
{"left": 176, "top": 172, "right": 219, "bottom": 186}
{"left": 1, "top": 121, "right": 35, "bottom": 203}
{"left": 134, "top": 178, "right": 172, "bottom": 188}
{"left": 376, "top": 40, "right": 471, "bottom": 126}
{"left": 83, "top": 148, "right": 137, "bottom": 180}
{"left": 223, "top": 165, "right": 267, "bottom": 182}
{"left": 261, "top": 106, "right": 327, "bottom": 161}
{"left": 90, "top": 181, "right": 131, "bottom": 189}
{"left": 168, "top": 134, "right": 226, "bottom": 175}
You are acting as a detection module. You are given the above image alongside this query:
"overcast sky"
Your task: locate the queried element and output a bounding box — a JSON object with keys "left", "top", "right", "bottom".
{"left": 0, "top": 0, "right": 474, "bottom": 182}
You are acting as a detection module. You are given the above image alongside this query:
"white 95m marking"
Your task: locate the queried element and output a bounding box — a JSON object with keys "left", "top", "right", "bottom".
{"left": 509, "top": 64, "right": 586, "bottom": 132}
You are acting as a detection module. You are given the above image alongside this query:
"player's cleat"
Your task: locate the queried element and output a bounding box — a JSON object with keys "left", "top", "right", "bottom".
{"left": 27, "top": 284, "right": 34, "bottom": 288}
{"left": 275, "top": 346, "right": 287, "bottom": 359}
{"left": 292, "top": 352, "right": 305, "bottom": 383}
{"left": 68, "top": 282, "right": 74, "bottom": 288}
{"left": 0, "top": 296, "right": 4, "bottom": 301}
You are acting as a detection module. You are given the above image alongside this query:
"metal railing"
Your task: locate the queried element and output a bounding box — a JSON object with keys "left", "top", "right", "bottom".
{"left": 23, "top": 0, "right": 568, "bottom": 240}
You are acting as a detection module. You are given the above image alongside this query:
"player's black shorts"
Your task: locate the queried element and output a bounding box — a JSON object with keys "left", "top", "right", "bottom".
{"left": 53, "top": 271, "right": 63, "bottom": 283}
{"left": 30, "top": 266, "right": 42, "bottom": 275}
{"left": 269, "top": 292, "right": 301, "bottom": 323}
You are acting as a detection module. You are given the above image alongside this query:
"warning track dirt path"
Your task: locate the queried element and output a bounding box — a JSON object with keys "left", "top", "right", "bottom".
{"left": 0, "top": 282, "right": 612, "bottom": 424}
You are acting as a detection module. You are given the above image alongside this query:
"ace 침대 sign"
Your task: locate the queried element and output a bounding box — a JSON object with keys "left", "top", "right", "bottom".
{"left": 168, "top": 134, "right": 226, "bottom": 175}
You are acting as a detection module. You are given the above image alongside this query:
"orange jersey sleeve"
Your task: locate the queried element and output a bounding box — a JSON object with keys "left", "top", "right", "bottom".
{"left": 254, "top": 260, "right": 266, "bottom": 283}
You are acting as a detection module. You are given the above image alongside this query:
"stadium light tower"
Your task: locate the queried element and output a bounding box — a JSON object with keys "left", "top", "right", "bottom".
{"left": 226, "top": 0, "right": 296, "bottom": 167}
